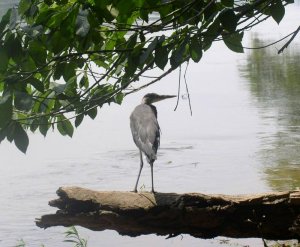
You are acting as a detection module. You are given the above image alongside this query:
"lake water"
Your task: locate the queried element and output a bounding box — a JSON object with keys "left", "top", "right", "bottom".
{"left": 0, "top": 2, "right": 300, "bottom": 247}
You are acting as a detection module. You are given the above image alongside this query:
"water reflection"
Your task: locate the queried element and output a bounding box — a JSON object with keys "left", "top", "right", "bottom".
{"left": 239, "top": 34, "right": 300, "bottom": 190}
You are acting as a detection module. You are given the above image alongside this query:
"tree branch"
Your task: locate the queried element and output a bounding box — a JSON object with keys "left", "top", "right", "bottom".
{"left": 36, "top": 187, "right": 300, "bottom": 240}
{"left": 278, "top": 26, "right": 300, "bottom": 54}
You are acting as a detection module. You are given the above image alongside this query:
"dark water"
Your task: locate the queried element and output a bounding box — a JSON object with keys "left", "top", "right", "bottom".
{"left": 0, "top": 2, "right": 299, "bottom": 247}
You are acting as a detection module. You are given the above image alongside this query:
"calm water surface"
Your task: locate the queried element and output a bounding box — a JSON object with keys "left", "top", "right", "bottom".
{"left": 0, "top": 2, "right": 299, "bottom": 247}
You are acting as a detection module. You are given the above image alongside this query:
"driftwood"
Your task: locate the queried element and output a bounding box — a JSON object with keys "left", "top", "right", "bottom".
{"left": 36, "top": 187, "right": 300, "bottom": 240}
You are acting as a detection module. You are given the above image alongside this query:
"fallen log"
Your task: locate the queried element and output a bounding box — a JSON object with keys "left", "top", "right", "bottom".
{"left": 36, "top": 187, "right": 300, "bottom": 240}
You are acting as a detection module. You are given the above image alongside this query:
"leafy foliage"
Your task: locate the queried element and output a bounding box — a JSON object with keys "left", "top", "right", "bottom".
{"left": 14, "top": 226, "right": 86, "bottom": 247}
{"left": 64, "top": 226, "right": 88, "bottom": 247}
{"left": 0, "top": 0, "right": 294, "bottom": 152}
{"left": 15, "top": 239, "right": 26, "bottom": 247}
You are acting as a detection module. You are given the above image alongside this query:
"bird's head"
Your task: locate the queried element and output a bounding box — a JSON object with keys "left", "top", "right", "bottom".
{"left": 142, "top": 93, "right": 176, "bottom": 104}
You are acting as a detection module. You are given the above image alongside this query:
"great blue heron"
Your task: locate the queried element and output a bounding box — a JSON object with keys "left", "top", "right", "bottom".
{"left": 130, "top": 93, "right": 176, "bottom": 193}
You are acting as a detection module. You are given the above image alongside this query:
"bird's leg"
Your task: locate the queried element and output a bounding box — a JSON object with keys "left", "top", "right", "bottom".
{"left": 133, "top": 150, "right": 143, "bottom": 192}
{"left": 150, "top": 162, "right": 155, "bottom": 193}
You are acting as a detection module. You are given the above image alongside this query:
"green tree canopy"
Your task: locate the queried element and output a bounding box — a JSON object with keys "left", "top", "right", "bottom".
{"left": 0, "top": 0, "right": 296, "bottom": 153}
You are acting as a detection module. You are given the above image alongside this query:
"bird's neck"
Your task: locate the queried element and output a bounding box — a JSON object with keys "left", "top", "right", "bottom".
{"left": 141, "top": 99, "right": 151, "bottom": 104}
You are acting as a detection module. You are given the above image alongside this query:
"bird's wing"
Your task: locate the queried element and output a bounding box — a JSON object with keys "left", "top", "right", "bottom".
{"left": 130, "top": 104, "right": 160, "bottom": 163}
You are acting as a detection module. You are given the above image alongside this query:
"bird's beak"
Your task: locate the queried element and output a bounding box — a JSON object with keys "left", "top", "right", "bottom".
{"left": 155, "top": 95, "right": 176, "bottom": 102}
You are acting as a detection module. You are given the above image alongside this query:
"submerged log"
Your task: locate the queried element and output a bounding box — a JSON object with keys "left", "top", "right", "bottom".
{"left": 36, "top": 187, "right": 300, "bottom": 240}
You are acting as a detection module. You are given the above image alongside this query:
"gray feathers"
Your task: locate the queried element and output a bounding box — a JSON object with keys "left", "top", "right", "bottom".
{"left": 130, "top": 93, "right": 175, "bottom": 192}
{"left": 130, "top": 104, "right": 160, "bottom": 163}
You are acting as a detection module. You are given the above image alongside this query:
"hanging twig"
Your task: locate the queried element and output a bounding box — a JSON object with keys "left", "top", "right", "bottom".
{"left": 183, "top": 61, "right": 192, "bottom": 116}
{"left": 278, "top": 25, "right": 300, "bottom": 54}
{"left": 173, "top": 64, "right": 182, "bottom": 111}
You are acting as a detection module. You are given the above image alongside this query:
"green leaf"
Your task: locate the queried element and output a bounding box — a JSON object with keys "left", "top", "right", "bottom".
{"left": 53, "top": 62, "right": 65, "bottom": 80}
{"left": 0, "top": 127, "right": 6, "bottom": 143}
{"left": 203, "top": 18, "right": 221, "bottom": 50}
{"left": 203, "top": 1, "right": 218, "bottom": 21}
{"left": 21, "top": 56, "right": 36, "bottom": 72}
{"left": 87, "top": 107, "right": 97, "bottom": 119}
{"left": 57, "top": 115, "right": 74, "bottom": 137}
{"left": 222, "top": 32, "right": 244, "bottom": 53}
{"left": 116, "top": 0, "right": 143, "bottom": 22}
{"left": 114, "top": 92, "right": 124, "bottom": 105}
{"left": 0, "top": 9, "right": 11, "bottom": 34}
{"left": 221, "top": 0, "right": 234, "bottom": 7}
{"left": 50, "top": 31, "right": 68, "bottom": 54}
{"left": 36, "top": 9, "right": 55, "bottom": 25}
{"left": 140, "top": 8, "right": 149, "bottom": 22}
{"left": 13, "top": 122, "right": 29, "bottom": 153}
{"left": 56, "top": 0, "right": 68, "bottom": 5}
{"left": 9, "top": 8, "right": 18, "bottom": 30}
{"left": 270, "top": 1, "right": 285, "bottom": 24}
{"left": 63, "top": 62, "right": 77, "bottom": 82}
{"left": 158, "top": 4, "right": 173, "bottom": 23}
{"left": 60, "top": 7, "right": 79, "bottom": 38}
{"left": 219, "top": 9, "right": 238, "bottom": 32}
{"left": 30, "top": 119, "right": 39, "bottom": 132}
{"left": 126, "top": 33, "right": 138, "bottom": 49}
{"left": 47, "top": 11, "right": 67, "bottom": 28}
{"left": 5, "top": 34, "right": 23, "bottom": 61}
{"left": 0, "top": 94, "right": 12, "bottom": 128}
{"left": 14, "top": 91, "right": 33, "bottom": 112}
{"left": 155, "top": 44, "right": 168, "bottom": 70}
{"left": 189, "top": 36, "right": 202, "bottom": 62}
{"left": 6, "top": 122, "right": 15, "bottom": 142}
{"left": 39, "top": 116, "right": 50, "bottom": 137}
{"left": 75, "top": 113, "right": 84, "bottom": 128}
{"left": 44, "top": 0, "right": 54, "bottom": 6}
{"left": 79, "top": 75, "right": 89, "bottom": 89}
{"left": 139, "top": 37, "right": 158, "bottom": 65}
{"left": 28, "top": 40, "right": 47, "bottom": 66}
{"left": 93, "top": 0, "right": 110, "bottom": 9}
{"left": 18, "top": 0, "right": 32, "bottom": 15}
{"left": 0, "top": 46, "right": 8, "bottom": 72}
{"left": 29, "top": 77, "right": 45, "bottom": 93}
{"left": 114, "top": 62, "right": 124, "bottom": 76}
{"left": 57, "top": 121, "right": 66, "bottom": 135}
{"left": 64, "top": 77, "right": 77, "bottom": 96}
{"left": 170, "top": 36, "right": 188, "bottom": 69}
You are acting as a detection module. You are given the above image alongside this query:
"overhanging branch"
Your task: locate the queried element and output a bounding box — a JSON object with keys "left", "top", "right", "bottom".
{"left": 278, "top": 26, "right": 300, "bottom": 54}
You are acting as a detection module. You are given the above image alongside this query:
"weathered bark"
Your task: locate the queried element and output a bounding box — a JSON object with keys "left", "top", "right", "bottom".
{"left": 36, "top": 187, "right": 300, "bottom": 240}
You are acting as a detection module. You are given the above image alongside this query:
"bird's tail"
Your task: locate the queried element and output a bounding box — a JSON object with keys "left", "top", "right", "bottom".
{"left": 146, "top": 153, "right": 157, "bottom": 163}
